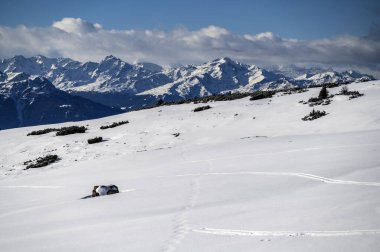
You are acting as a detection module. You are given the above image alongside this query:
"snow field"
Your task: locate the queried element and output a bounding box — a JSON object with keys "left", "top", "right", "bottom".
{"left": 0, "top": 81, "right": 380, "bottom": 251}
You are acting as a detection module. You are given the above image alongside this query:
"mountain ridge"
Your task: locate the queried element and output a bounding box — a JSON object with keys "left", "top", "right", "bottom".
{"left": 0, "top": 55, "right": 375, "bottom": 109}
{"left": 0, "top": 71, "right": 122, "bottom": 129}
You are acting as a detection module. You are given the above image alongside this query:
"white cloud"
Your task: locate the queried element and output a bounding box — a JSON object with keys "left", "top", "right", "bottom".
{"left": 199, "top": 26, "right": 230, "bottom": 38}
{"left": 244, "top": 32, "right": 281, "bottom": 41}
{"left": 0, "top": 17, "right": 379, "bottom": 76}
{"left": 52, "top": 17, "right": 102, "bottom": 34}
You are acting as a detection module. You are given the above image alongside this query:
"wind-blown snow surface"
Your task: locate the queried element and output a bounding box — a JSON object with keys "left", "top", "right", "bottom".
{"left": 1, "top": 81, "right": 380, "bottom": 251}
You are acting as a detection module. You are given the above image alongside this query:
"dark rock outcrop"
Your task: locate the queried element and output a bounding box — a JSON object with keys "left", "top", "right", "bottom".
{"left": 91, "top": 185, "right": 119, "bottom": 197}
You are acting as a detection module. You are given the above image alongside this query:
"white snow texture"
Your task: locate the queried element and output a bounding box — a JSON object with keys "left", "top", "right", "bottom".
{"left": 0, "top": 81, "right": 380, "bottom": 251}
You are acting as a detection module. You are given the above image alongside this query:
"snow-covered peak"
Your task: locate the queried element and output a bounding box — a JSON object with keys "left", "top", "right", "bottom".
{"left": 0, "top": 72, "right": 56, "bottom": 96}
{"left": 34, "top": 55, "right": 48, "bottom": 63}
{"left": 211, "top": 57, "right": 234, "bottom": 64}
{"left": 101, "top": 55, "right": 122, "bottom": 64}
{"left": 139, "top": 58, "right": 282, "bottom": 98}
{"left": 96, "top": 55, "right": 132, "bottom": 75}
{"left": 99, "top": 55, "right": 124, "bottom": 68}
{"left": 0, "top": 55, "right": 375, "bottom": 108}
{"left": 206, "top": 57, "right": 247, "bottom": 69}
{"left": 1, "top": 72, "right": 52, "bottom": 89}
{"left": 0, "top": 55, "right": 77, "bottom": 79}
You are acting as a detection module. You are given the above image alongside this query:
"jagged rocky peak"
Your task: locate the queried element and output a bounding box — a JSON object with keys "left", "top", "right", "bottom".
{"left": 208, "top": 57, "right": 243, "bottom": 67}
{"left": 28, "top": 75, "right": 55, "bottom": 89}
{"left": 206, "top": 57, "right": 260, "bottom": 77}
{"left": 343, "top": 70, "right": 364, "bottom": 78}
{"left": 99, "top": 55, "right": 130, "bottom": 68}
{"left": 102, "top": 55, "right": 121, "bottom": 63}
{"left": 0, "top": 55, "right": 76, "bottom": 77}
{"left": 97, "top": 55, "right": 132, "bottom": 73}
{"left": 0, "top": 72, "right": 57, "bottom": 97}
{"left": 213, "top": 57, "right": 234, "bottom": 63}
{"left": 1, "top": 55, "right": 34, "bottom": 73}
{"left": 32, "top": 55, "right": 59, "bottom": 68}
{"left": 10, "top": 55, "right": 27, "bottom": 62}
{"left": 33, "top": 54, "right": 49, "bottom": 62}
{"left": 196, "top": 57, "right": 249, "bottom": 77}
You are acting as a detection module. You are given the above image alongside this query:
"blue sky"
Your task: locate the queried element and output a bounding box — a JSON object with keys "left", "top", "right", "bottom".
{"left": 0, "top": 0, "right": 379, "bottom": 77}
{"left": 1, "top": 0, "right": 379, "bottom": 39}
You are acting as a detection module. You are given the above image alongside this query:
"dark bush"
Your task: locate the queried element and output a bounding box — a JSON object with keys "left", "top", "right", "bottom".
{"left": 305, "top": 87, "right": 333, "bottom": 107}
{"left": 100, "top": 120, "right": 129, "bottom": 130}
{"left": 318, "top": 86, "right": 329, "bottom": 100}
{"left": 137, "top": 90, "right": 279, "bottom": 111}
{"left": 312, "top": 83, "right": 342, "bottom": 88}
{"left": 348, "top": 91, "right": 364, "bottom": 99}
{"left": 25, "top": 154, "right": 59, "bottom": 169}
{"left": 308, "top": 97, "right": 320, "bottom": 103}
{"left": 56, "top": 126, "right": 87, "bottom": 136}
{"left": 302, "top": 109, "right": 327, "bottom": 121}
{"left": 338, "top": 86, "right": 364, "bottom": 99}
{"left": 28, "top": 126, "right": 87, "bottom": 136}
{"left": 321, "top": 99, "right": 331, "bottom": 106}
{"left": 135, "top": 85, "right": 326, "bottom": 112}
{"left": 172, "top": 133, "right": 180, "bottom": 137}
{"left": 249, "top": 91, "right": 276, "bottom": 101}
{"left": 88, "top": 136, "right": 103, "bottom": 144}
{"left": 136, "top": 87, "right": 310, "bottom": 112}
{"left": 193, "top": 105, "right": 212, "bottom": 112}
{"left": 27, "top": 128, "right": 58, "bottom": 136}
{"left": 23, "top": 160, "right": 32, "bottom": 165}
{"left": 340, "top": 86, "right": 349, "bottom": 95}
{"left": 283, "top": 89, "right": 308, "bottom": 95}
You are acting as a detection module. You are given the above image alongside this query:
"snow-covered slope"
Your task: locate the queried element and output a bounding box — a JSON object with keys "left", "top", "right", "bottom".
{"left": 0, "top": 56, "right": 374, "bottom": 108}
{"left": 0, "top": 81, "right": 380, "bottom": 251}
{"left": 0, "top": 71, "right": 121, "bottom": 129}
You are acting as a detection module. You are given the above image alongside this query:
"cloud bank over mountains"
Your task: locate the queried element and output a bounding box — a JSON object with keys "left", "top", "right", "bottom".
{"left": 1, "top": 17, "right": 379, "bottom": 76}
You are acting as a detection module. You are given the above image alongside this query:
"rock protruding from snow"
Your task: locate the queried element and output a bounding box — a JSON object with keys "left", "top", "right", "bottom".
{"left": 92, "top": 185, "right": 119, "bottom": 197}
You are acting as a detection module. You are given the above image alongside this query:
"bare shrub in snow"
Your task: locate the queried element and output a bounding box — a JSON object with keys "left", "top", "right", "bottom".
{"left": 24, "top": 154, "right": 59, "bottom": 169}
{"left": 56, "top": 126, "right": 87, "bottom": 136}
{"left": 302, "top": 109, "right": 327, "bottom": 121}
{"left": 193, "top": 105, "right": 212, "bottom": 112}
{"left": 249, "top": 91, "right": 275, "bottom": 101}
{"left": 338, "top": 86, "right": 364, "bottom": 99}
{"left": 100, "top": 120, "right": 129, "bottom": 130}
{"left": 87, "top": 137, "right": 103, "bottom": 144}
{"left": 27, "top": 128, "right": 58, "bottom": 136}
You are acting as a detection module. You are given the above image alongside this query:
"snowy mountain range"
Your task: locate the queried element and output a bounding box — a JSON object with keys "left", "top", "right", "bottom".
{"left": 0, "top": 55, "right": 375, "bottom": 128}
{"left": 0, "top": 55, "right": 374, "bottom": 106}
{"left": 0, "top": 71, "right": 121, "bottom": 129}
